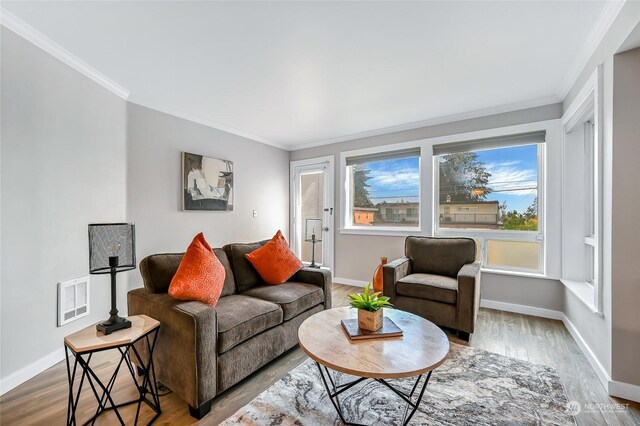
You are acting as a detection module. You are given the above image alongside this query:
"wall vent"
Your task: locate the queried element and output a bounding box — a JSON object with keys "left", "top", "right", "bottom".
{"left": 57, "top": 276, "right": 90, "bottom": 326}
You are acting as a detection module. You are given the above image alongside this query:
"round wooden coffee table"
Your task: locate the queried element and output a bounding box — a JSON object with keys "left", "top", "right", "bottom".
{"left": 298, "top": 307, "right": 449, "bottom": 425}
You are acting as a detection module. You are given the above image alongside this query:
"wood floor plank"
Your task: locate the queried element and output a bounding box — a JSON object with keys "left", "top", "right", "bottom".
{"left": 1, "top": 283, "right": 638, "bottom": 425}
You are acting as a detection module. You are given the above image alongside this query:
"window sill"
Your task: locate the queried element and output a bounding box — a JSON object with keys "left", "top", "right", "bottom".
{"left": 481, "top": 268, "right": 548, "bottom": 280}
{"left": 339, "top": 227, "right": 422, "bottom": 237}
{"left": 561, "top": 279, "right": 602, "bottom": 316}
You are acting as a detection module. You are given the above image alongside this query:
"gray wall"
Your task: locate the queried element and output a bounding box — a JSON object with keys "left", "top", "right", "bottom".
{"left": 611, "top": 47, "right": 640, "bottom": 385}
{"left": 0, "top": 28, "right": 290, "bottom": 385}
{"left": 291, "top": 103, "right": 565, "bottom": 311}
{"left": 561, "top": 1, "right": 640, "bottom": 382}
{"left": 1, "top": 28, "right": 127, "bottom": 380}
{"left": 125, "top": 103, "right": 290, "bottom": 290}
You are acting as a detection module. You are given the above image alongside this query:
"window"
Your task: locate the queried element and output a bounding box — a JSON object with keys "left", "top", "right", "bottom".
{"left": 583, "top": 120, "right": 596, "bottom": 285}
{"left": 344, "top": 148, "right": 420, "bottom": 230}
{"left": 560, "top": 65, "right": 602, "bottom": 315}
{"left": 435, "top": 132, "right": 545, "bottom": 273}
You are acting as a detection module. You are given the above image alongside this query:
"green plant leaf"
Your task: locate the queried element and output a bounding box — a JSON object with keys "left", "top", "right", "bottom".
{"left": 348, "top": 283, "right": 394, "bottom": 311}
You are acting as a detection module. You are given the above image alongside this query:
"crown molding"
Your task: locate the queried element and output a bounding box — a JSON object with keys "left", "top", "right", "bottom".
{"left": 556, "top": 0, "right": 626, "bottom": 100}
{"left": 288, "top": 95, "right": 561, "bottom": 151}
{"left": 127, "top": 95, "right": 287, "bottom": 150}
{"left": 0, "top": 7, "right": 129, "bottom": 100}
{"left": 0, "top": 7, "right": 284, "bottom": 149}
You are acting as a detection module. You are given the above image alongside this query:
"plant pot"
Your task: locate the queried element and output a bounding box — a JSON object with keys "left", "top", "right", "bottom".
{"left": 358, "top": 308, "right": 383, "bottom": 332}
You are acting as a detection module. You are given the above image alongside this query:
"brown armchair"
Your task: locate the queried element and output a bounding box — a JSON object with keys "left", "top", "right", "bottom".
{"left": 383, "top": 236, "right": 481, "bottom": 340}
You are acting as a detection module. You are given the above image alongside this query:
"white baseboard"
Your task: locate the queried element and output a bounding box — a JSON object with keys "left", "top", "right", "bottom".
{"left": 478, "top": 298, "right": 640, "bottom": 401}
{"left": 0, "top": 347, "right": 65, "bottom": 396}
{"left": 333, "top": 277, "right": 368, "bottom": 287}
{"left": 609, "top": 380, "right": 640, "bottom": 403}
{"left": 559, "top": 312, "right": 611, "bottom": 392}
{"left": 480, "top": 299, "right": 564, "bottom": 320}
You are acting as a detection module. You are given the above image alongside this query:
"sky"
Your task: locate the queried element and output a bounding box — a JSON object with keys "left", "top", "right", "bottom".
{"left": 363, "top": 144, "right": 538, "bottom": 213}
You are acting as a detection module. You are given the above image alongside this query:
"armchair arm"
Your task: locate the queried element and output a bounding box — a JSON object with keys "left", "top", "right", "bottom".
{"left": 290, "top": 267, "right": 333, "bottom": 309}
{"left": 383, "top": 257, "right": 412, "bottom": 304}
{"left": 456, "top": 261, "right": 482, "bottom": 333}
{"left": 128, "top": 288, "right": 218, "bottom": 408}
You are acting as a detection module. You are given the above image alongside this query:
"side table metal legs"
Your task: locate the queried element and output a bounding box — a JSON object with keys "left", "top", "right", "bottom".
{"left": 315, "top": 362, "right": 432, "bottom": 426}
{"left": 65, "top": 328, "right": 161, "bottom": 426}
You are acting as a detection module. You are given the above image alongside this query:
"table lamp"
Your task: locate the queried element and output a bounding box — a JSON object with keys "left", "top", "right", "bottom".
{"left": 88, "top": 223, "right": 136, "bottom": 334}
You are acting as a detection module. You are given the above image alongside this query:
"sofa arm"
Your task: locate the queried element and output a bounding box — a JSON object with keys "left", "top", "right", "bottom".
{"left": 128, "top": 288, "right": 218, "bottom": 408}
{"left": 383, "top": 257, "right": 412, "bottom": 304}
{"left": 290, "top": 267, "right": 333, "bottom": 309}
{"left": 456, "top": 261, "right": 482, "bottom": 333}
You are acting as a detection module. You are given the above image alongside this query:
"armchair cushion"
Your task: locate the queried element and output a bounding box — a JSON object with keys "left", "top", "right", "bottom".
{"left": 243, "top": 282, "right": 324, "bottom": 321}
{"left": 215, "top": 295, "right": 283, "bottom": 354}
{"left": 405, "top": 236, "right": 476, "bottom": 278}
{"left": 396, "top": 273, "right": 458, "bottom": 304}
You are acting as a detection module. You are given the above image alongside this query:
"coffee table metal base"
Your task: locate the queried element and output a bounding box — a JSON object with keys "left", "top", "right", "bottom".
{"left": 315, "top": 362, "right": 432, "bottom": 426}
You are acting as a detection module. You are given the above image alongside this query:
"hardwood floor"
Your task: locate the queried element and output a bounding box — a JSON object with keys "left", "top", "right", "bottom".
{"left": 1, "top": 283, "right": 638, "bottom": 425}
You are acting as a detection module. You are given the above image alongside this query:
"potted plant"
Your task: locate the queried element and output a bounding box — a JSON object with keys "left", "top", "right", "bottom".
{"left": 348, "top": 283, "right": 393, "bottom": 332}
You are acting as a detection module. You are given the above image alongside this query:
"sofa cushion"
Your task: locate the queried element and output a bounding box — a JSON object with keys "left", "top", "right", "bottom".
{"left": 168, "top": 233, "right": 226, "bottom": 307}
{"left": 245, "top": 231, "right": 303, "bottom": 285}
{"left": 139, "top": 248, "right": 236, "bottom": 296}
{"left": 242, "top": 282, "right": 323, "bottom": 321}
{"left": 405, "top": 236, "right": 476, "bottom": 278}
{"left": 396, "top": 273, "right": 458, "bottom": 304}
{"left": 215, "top": 295, "right": 283, "bottom": 354}
{"left": 214, "top": 249, "right": 237, "bottom": 297}
{"left": 223, "top": 240, "right": 269, "bottom": 293}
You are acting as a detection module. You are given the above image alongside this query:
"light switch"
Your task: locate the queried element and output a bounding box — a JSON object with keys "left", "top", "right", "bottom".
{"left": 252, "top": 210, "right": 258, "bottom": 218}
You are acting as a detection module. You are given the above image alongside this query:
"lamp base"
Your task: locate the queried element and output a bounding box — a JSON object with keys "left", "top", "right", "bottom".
{"left": 96, "top": 315, "right": 131, "bottom": 335}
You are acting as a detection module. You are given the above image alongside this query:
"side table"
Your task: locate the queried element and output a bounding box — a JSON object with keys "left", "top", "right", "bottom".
{"left": 64, "top": 314, "right": 161, "bottom": 426}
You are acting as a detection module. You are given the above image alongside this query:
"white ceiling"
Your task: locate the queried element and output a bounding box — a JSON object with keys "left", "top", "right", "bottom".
{"left": 2, "top": 1, "right": 612, "bottom": 149}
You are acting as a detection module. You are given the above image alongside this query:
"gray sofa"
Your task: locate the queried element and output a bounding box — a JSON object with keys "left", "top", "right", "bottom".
{"left": 127, "top": 240, "right": 332, "bottom": 419}
{"left": 383, "top": 236, "right": 481, "bottom": 340}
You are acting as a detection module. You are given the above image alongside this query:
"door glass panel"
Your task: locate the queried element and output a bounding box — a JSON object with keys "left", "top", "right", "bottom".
{"left": 300, "top": 172, "right": 323, "bottom": 265}
{"left": 486, "top": 240, "right": 540, "bottom": 271}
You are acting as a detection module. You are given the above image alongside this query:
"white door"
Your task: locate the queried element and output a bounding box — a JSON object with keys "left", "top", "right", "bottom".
{"left": 290, "top": 156, "right": 334, "bottom": 272}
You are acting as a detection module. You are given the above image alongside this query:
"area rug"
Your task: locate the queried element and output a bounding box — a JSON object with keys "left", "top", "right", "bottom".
{"left": 220, "top": 343, "right": 575, "bottom": 425}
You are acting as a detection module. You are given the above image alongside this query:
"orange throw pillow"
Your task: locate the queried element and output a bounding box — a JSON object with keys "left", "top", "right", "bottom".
{"left": 168, "top": 233, "right": 225, "bottom": 307}
{"left": 245, "top": 230, "right": 303, "bottom": 285}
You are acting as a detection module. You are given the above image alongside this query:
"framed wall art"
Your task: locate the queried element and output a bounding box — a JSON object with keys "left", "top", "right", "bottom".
{"left": 182, "top": 152, "right": 233, "bottom": 211}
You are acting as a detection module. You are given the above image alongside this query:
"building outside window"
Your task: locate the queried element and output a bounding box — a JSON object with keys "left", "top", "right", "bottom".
{"left": 434, "top": 132, "right": 545, "bottom": 273}
{"left": 342, "top": 131, "right": 546, "bottom": 274}
{"left": 345, "top": 148, "right": 420, "bottom": 229}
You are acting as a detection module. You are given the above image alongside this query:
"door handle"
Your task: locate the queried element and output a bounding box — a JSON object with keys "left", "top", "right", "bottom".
{"left": 323, "top": 227, "right": 329, "bottom": 231}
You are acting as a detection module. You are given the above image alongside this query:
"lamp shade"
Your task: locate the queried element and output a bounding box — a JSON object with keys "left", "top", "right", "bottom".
{"left": 88, "top": 223, "right": 136, "bottom": 274}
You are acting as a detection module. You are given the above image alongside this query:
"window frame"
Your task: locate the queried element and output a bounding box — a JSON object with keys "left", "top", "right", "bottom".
{"left": 560, "top": 64, "right": 603, "bottom": 316}
{"left": 433, "top": 142, "right": 546, "bottom": 275}
{"left": 340, "top": 142, "right": 424, "bottom": 236}
{"left": 337, "top": 119, "right": 561, "bottom": 280}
